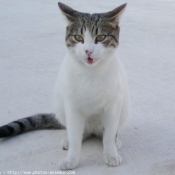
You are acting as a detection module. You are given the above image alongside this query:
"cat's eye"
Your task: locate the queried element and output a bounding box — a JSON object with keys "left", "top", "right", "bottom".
{"left": 96, "top": 35, "right": 106, "bottom": 42}
{"left": 74, "top": 35, "right": 84, "bottom": 42}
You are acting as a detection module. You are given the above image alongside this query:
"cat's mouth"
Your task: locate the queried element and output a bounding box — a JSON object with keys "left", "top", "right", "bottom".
{"left": 87, "top": 57, "right": 94, "bottom": 64}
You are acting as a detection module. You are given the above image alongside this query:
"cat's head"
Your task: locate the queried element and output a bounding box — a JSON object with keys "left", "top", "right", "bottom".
{"left": 58, "top": 2, "right": 126, "bottom": 67}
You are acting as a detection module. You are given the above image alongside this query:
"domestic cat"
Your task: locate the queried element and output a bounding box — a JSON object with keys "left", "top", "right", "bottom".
{"left": 0, "top": 2, "right": 130, "bottom": 170}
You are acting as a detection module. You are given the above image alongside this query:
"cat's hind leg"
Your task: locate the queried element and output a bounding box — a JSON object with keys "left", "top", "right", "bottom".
{"left": 61, "top": 138, "right": 69, "bottom": 150}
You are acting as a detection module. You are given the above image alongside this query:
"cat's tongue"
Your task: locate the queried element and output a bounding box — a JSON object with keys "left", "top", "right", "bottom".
{"left": 87, "top": 57, "right": 94, "bottom": 64}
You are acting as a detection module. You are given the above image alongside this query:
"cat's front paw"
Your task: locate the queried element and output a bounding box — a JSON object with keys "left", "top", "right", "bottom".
{"left": 59, "top": 158, "right": 78, "bottom": 170}
{"left": 103, "top": 152, "right": 122, "bottom": 167}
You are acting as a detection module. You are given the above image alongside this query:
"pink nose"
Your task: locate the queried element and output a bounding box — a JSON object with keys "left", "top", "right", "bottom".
{"left": 85, "top": 50, "right": 93, "bottom": 56}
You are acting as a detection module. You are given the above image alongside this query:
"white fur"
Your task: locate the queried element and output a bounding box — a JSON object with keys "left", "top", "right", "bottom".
{"left": 53, "top": 30, "right": 130, "bottom": 170}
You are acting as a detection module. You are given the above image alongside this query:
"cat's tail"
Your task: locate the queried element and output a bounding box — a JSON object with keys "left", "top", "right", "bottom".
{"left": 0, "top": 113, "right": 65, "bottom": 138}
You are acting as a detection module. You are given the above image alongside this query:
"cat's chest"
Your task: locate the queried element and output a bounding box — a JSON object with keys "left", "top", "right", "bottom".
{"left": 66, "top": 67, "right": 120, "bottom": 109}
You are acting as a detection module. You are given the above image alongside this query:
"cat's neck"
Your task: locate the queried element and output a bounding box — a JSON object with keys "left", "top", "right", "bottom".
{"left": 65, "top": 54, "right": 120, "bottom": 81}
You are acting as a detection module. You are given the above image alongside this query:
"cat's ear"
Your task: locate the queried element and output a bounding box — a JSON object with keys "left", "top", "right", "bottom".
{"left": 105, "top": 3, "right": 127, "bottom": 27}
{"left": 58, "top": 2, "right": 77, "bottom": 24}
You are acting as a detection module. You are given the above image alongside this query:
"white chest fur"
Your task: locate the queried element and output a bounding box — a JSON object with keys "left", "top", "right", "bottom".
{"left": 62, "top": 53, "right": 124, "bottom": 116}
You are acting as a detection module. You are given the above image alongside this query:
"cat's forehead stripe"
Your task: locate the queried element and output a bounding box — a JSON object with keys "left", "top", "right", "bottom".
{"left": 74, "top": 13, "right": 103, "bottom": 30}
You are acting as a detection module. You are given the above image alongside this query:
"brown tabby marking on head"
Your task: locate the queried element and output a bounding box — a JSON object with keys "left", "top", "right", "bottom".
{"left": 58, "top": 2, "right": 126, "bottom": 48}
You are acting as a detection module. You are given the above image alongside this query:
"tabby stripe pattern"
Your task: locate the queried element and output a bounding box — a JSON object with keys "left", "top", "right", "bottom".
{"left": 0, "top": 113, "right": 65, "bottom": 138}
{"left": 59, "top": 2, "right": 125, "bottom": 49}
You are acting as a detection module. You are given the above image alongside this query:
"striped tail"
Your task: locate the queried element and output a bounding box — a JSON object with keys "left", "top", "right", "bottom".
{"left": 0, "top": 113, "right": 65, "bottom": 138}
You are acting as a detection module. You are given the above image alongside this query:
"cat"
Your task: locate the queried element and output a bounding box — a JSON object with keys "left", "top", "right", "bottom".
{"left": 0, "top": 2, "right": 130, "bottom": 170}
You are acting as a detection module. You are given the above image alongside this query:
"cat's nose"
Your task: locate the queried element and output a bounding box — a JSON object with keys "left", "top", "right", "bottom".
{"left": 85, "top": 50, "right": 93, "bottom": 57}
